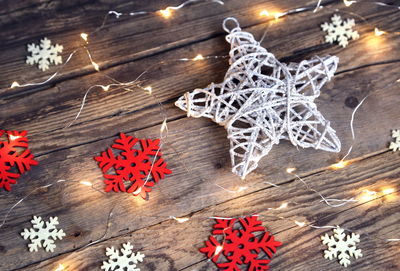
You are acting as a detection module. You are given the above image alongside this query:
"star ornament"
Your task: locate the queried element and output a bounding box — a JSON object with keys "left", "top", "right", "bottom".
{"left": 175, "top": 17, "right": 341, "bottom": 179}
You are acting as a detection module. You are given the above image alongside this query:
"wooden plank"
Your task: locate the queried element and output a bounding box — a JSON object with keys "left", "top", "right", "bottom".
{"left": 17, "top": 151, "right": 400, "bottom": 270}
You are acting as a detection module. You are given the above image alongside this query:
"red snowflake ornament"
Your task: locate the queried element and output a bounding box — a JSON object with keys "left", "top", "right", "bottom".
{"left": 94, "top": 133, "right": 172, "bottom": 199}
{"left": 0, "top": 130, "right": 38, "bottom": 191}
{"left": 200, "top": 216, "right": 282, "bottom": 271}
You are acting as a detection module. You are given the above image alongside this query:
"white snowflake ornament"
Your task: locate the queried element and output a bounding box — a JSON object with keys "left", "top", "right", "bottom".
{"left": 389, "top": 129, "right": 400, "bottom": 151}
{"left": 26, "top": 37, "right": 63, "bottom": 71}
{"left": 321, "top": 14, "right": 359, "bottom": 48}
{"left": 321, "top": 226, "right": 362, "bottom": 267}
{"left": 101, "top": 242, "right": 145, "bottom": 271}
{"left": 21, "top": 216, "right": 65, "bottom": 252}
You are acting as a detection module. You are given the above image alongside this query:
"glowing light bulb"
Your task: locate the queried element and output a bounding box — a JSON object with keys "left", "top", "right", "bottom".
{"left": 330, "top": 160, "right": 349, "bottom": 170}
{"left": 11, "top": 81, "right": 20, "bottom": 88}
{"left": 286, "top": 167, "right": 296, "bottom": 174}
{"left": 278, "top": 202, "right": 288, "bottom": 209}
{"left": 294, "top": 220, "right": 306, "bottom": 227}
{"left": 359, "top": 189, "right": 377, "bottom": 202}
{"left": 273, "top": 12, "right": 285, "bottom": 21}
{"left": 374, "top": 27, "right": 386, "bottom": 36}
{"left": 54, "top": 264, "right": 65, "bottom": 271}
{"left": 159, "top": 8, "right": 172, "bottom": 18}
{"left": 343, "top": 0, "right": 356, "bottom": 7}
{"left": 259, "top": 10, "right": 269, "bottom": 17}
{"left": 101, "top": 85, "right": 110, "bottom": 91}
{"left": 80, "top": 181, "right": 92, "bottom": 186}
{"left": 237, "top": 186, "right": 248, "bottom": 192}
{"left": 133, "top": 187, "right": 142, "bottom": 195}
{"left": 172, "top": 216, "right": 190, "bottom": 223}
{"left": 160, "top": 119, "right": 168, "bottom": 133}
{"left": 81, "top": 33, "right": 89, "bottom": 42}
{"left": 8, "top": 134, "right": 21, "bottom": 141}
{"left": 144, "top": 86, "right": 152, "bottom": 94}
{"left": 382, "top": 188, "right": 394, "bottom": 195}
{"left": 215, "top": 245, "right": 223, "bottom": 255}
{"left": 192, "top": 54, "right": 204, "bottom": 61}
{"left": 92, "top": 61, "right": 100, "bottom": 71}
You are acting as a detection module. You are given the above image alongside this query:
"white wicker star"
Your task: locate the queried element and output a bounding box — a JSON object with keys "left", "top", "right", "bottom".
{"left": 175, "top": 17, "right": 341, "bottom": 178}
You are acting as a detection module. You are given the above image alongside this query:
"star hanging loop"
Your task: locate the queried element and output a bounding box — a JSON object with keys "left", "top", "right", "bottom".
{"left": 175, "top": 17, "right": 341, "bottom": 179}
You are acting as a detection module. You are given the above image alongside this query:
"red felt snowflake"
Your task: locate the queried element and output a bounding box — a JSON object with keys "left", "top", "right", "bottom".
{"left": 200, "top": 216, "right": 282, "bottom": 271}
{"left": 94, "top": 133, "right": 172, "bottom": 199}
{"left": 0, "top": 130, "right": 38, "bottom": 191}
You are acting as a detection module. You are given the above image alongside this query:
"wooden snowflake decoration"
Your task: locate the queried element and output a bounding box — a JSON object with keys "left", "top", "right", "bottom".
{"left": 101, "top": 242, "right": 145, "bottom": 271}
{"left": 21, "top": 216, "right": 65, "bottom": 252}
{"left": 389, "top": 129, "right": 400, "bottom": 152}
{"left": 321, "top": 226, "right": 362, "bottom": 267}
{"left": 200, "top": 216, "right": 282, "bottom": 270}
{"left": 0, "top": 130, "right": 38, "bottom": 191}
{"left": 321, "top": 14, "right": 359, "bottom": 48}
{"left": 175, "top": 17, "right": 341, "bottom": 179}
{"left": 26, "top": 37, "right": 63, "bottom": 71}
{"left": 94, "top": 133, "right": 172, "bottom": 199}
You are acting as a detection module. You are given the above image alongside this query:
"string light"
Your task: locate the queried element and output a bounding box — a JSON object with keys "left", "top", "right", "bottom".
{"left": 160, "top": 119, "right": 168, "bottom": 133}
{"left": 159, "top": 8, "right": 172, "bottom": 18}
{"left": 259, "top": 10, "right": 269, "bottom": 17}
{"left": 374, "top": 27, "right": 386, "bottom": 36}
{"left": 236, "top": 186, "right": 248, "bottom": 192}
{"left": 382, "top": 187, "right": 395, "bottom": 195}
{"left": 286, "top": 167, "right": 296, "bottom": 174}
{"left": 54, "top": 264, "right": 65, "bottom": 271}
{"left": 170, "top": 216, "right": 190, "bottom": 223}
{"left": 92, "top": 61, "right": 100, "bottom": 72}
{"left": 278, "top": 202, "right": 288, "bottom": 209}
{"left": 80, "top": 33, "right": 89, "bottom": 43}
{"left": 144, "top": 86, "right": 152, "bottom": 94}
{"left": 343, "top": 0, "right": 356, "bottom": 7}
{"left": 79, "top": 181, "right": 93, "bottom": 187}
{"left": 359, "top": 189, "right": 378, "bottom": 202}
{"left": 214, "top": 245, "right": 223, "bottom": 255}
{"left": 294, "top": 220, "right": 306, "bottom": 227}
{"left": 100, "top": 85, "right": 110, "bottom": 91}
{"left": 8, "top": 134, "right": 21, "bottom": 141}
{"left": 11, "top": 81, "right": 20, "bottom": 88}
{"left": 132, "top": 187, "right": 142, "bottom": 196}
{"left": 273, "top": 12, "right": 285, "bottom": 21}
{"left": 192, "top": 54, "right": 204, "bottom": 61}
{"left": 330, "top": 160, "right": 350, "bottom": 170}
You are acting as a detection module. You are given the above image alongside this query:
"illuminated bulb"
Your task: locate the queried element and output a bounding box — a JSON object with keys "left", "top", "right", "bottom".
{"left": 330, "top": 160, "right": 349, "bottom": 170}
{"left": 160, "top": 119, "right": 168, "bottom": 133}
{"left": 101, "top": 85, "right": 110, "bottom": 91}
{"left": 273, "top": 12, "right": 285, "bottom": 21}
{"left": 133, "top": 187, "right": 142, "bottom": 195}
{"left": 359, "top": 189, "right": 377, "bottom": 202}
{"left": 144, "top": 86, "right": 152, "bottom": 94}
{"left": 11, "top": 81, "right": 20, "bottom": 88}
{"left": 374, "top": 27, "right": 386, "bottom": 36}
{"left": 92, "top": 61, "right": 100, "bottom": 72}
{"left": 81, "top": 33, "right": 89, "bottom": 42}
{"left": 80, "top": 181, "right": 92, "bottom": 186}
{"left": 278, "top": 202, "right": 288, "bottom": 209}
{"left": 192, "top": 54, "right": 204, "bottom": 61}
{"left": 159, "top": 8, "right": 172, "bottom": 18}
{"left": 8, "top": 134, "right": 21, "bottom": 141}
{"left": 259, "top": 10, "right": 269, "bottom": 17}
{"left": 54, "top": 264, "right": 64, "bottom": 271}
{"left": 173, "top": 216, "right": 190, "bottom": 223}
{"left": 286, "top": 167, "right": 296, "bottom": 174}
{"left": 237, "top": 186, "right": 248, "bottom": 192}
{"left": 382, "top": 188, "right": 394, "bottom": 195}
{"left": 214, "top": 245, "right": 223, "bottom": 255}
{"left": 343, "top": 0, "right": 356, "bottom": 7}
{"left": 294, "top": 220, "right": 306, "bottom": 227}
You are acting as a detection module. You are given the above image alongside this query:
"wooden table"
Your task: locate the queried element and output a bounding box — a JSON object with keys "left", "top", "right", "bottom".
{"left": 1, "top": 0, "right": 399, "bottom": 270}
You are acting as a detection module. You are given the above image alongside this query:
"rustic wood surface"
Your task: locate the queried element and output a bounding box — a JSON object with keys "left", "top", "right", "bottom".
{"left": 0, "top": 0, "right": 399, "bottom": 270}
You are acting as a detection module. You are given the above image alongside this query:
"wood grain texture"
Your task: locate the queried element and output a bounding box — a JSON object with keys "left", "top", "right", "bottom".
{"left": 0, "top": 0, "right": 399, "bottom": 270}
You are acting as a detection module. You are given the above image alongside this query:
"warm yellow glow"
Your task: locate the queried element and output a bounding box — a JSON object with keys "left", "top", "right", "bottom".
{"left": 80, "top": 33, "right": 89, "bottom": 42}
{"left": 101, "top": 85, "right": 110, "bottom": 91}
{"left": 278, "top": 202, "right": 288, "bottom": 209}
{"left": 330, "top": 160, "right": 349, "bottom": 170}
{"left": 192, "top": 54, "right": 204, "bottom": 61}
{"left": 215, "top": 245, "right": 223, "bottom": 255}
{"left": 286, "top": 167, "right": 296, "bottom": 174}
{"left": 54, "top": 264, "right": 65, "bottom": 271}
{"left": 80, "top": 181, "right": 92, "bottom": 187}
{"left": 133, "top": 187, "right": 142, "bottom": 195}
{"left": 8, "top": 134, "right": 21, "bottom": 141}
{"left": 160, "top": 119, "right": 168, "bottom": 133}
{"left": 359, "top": 189, "right": 377, "bottom": 202}
{"left": 294, "top": 220, "right": 306, "bottom": 227}
{"left": 273, "top": 12, "right": 285, "bottom": 21}
{"left": 259, "top": 10, "right": 269, "bottom": 17}
{"left": 374, "top": 27, "right": 386, "bottom": 36}
{"left": 237, "top": 186, "right": 248, "bottom": 192}
{"left": 343, "top": 0, "right": 356, "bottom": 7}
{"left": 92, "top": 61, "right": 100, "bottom": 71}
{"left": 159, "top": 8, "right": 172, "bottom": 18}
{"left": 173, "top": 216, "right": 190, "bottom": 223}
{"left": 11, "top": 81, "right": 20, "bottom": 88}
{"left": 144, "top": 86, "right": 152, "bottom": 94}
{"left": 382, "top": 187, "right": 395, "bottom": 195}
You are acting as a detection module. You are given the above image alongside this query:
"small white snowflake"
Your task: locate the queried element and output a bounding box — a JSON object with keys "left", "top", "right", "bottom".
{"left": 321, "top": 226, "right": 362, "bottom": 267}
{"left": 101, "top": 242, "right": 145, "bottom": 271}
{"left": 389, "top": 129, "right": 400, "bottom": 152}
{"left": 21, "top": 216, "right": 66, "bottom": 252}
{"left": 26, "top": 37, "right": 63, "bottom": 71}
{"left": 321, "top": 14, "right": 359, "bottom": 48}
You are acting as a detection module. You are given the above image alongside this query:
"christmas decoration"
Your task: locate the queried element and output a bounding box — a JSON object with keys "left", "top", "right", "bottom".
{"left": 101, "top": 242, "right": 145, "bottom": 271}
{"left": 321, "top": 226, "right": 362, "bottom": 267}
{"left": 26, "top": 37, "right": 63, "bottom": 71}
{"left": 321, "top": 14, "right": 359, "bottom": 48}
{"left": 389, "top": 129, "right": 400, "bottom": 152}
{"left": 200, "top": 216, "right": 282, "bottom": 270}
{"left": 21, "top": 216, "right": 65, "bottom": 252}
{"left": 94, "top": 133, "right": 172, "bottom": 199}
{"left": 175, "top": 17, "right": 341, "bottom": 179}
{"left": 0, "top": 130, "right": 38, "bottom": 191}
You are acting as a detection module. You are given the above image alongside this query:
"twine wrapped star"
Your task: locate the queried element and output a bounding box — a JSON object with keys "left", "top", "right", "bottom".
{"left": 175, "top": 17, "right": 341, "bottom": 179}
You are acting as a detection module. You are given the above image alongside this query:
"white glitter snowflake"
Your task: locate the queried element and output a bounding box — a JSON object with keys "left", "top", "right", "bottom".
{"left": 389, "top": 129, "right": 400, "bottom": 151}
{"left": 321, "top": 14, "right": 359, "bottom": 48}
{"left": 321, "top": 226, "right": 362, "bottom": 267}
{"left": 101, "top": 242, "right": 145, "bottom": 271}
{"left": 21, "top": 216, "right": 66, "bottom": 252}
{"left": 26, "top": 37, "right": 63, "bottom": 71}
